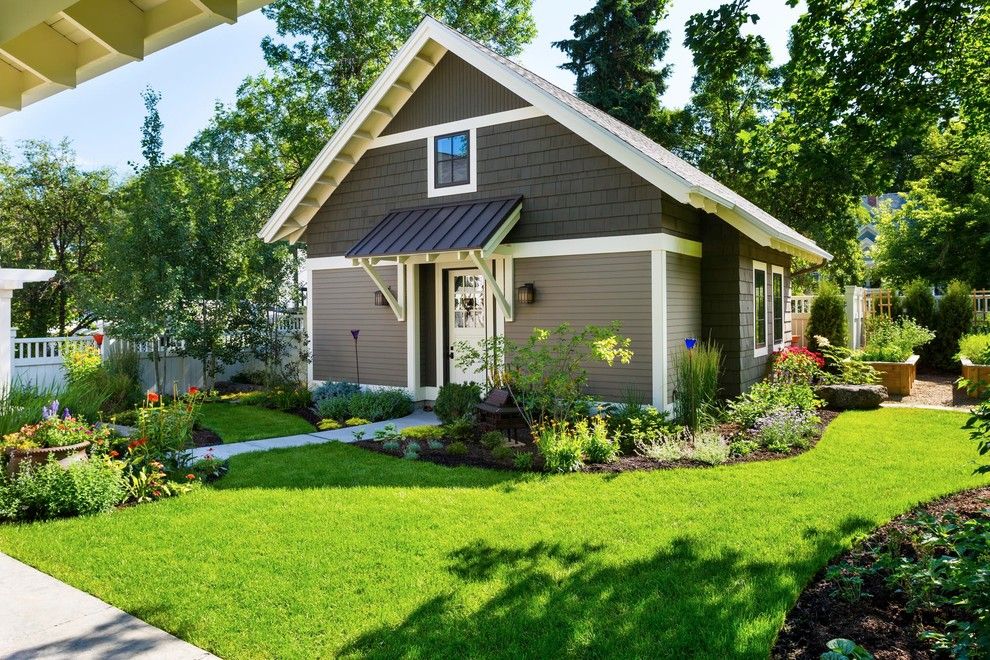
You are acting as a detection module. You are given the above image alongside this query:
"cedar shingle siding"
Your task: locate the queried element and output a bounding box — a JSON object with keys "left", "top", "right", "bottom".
{"left": 380, "top": 54, "right": 528, "bottom": 135}
{"left": 506, "top": 253, "right": 653, "bottom": 402}
{"left": 303, "top": 115, "right": 700, "bottom": 257}
{"left": 311, "top": 268, "right": 406, "bottom": 386}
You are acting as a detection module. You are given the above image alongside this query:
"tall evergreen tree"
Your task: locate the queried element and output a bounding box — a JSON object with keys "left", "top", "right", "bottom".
{"left": 554, "top": 0, "right": 683, "bottom": 145}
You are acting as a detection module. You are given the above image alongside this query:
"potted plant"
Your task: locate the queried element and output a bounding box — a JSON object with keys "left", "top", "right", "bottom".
{"left": 958, "top": 332, "right": 990, "bottom": 397}
{"left": 2, "top": 401, "right": 110, "bottom": 478}
{"left": 858, "top": 316, "right": 935, "bottom": 396}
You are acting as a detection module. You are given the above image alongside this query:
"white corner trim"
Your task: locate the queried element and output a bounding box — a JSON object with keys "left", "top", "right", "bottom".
{"left": 306, "top": 256, "right": 355, "bottom": 271}
{"left": 427, "top": 127, "right": 477, "bottom": 197}
{"left": 373, "top": 106, "right": 545, "bottom": 149}
{"left": 495, "top": 232, "right": 702, "bottom": 259}
{"left": 651, "top": 250, "right": 666, "bottom": 409}
{"left": 306, "top": 267, "right": 315, "bottom": 386}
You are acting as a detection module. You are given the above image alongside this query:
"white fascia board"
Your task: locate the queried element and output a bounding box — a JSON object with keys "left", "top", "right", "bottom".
{"left": 258, "top": 22, "right": 438, "bottom": 242}
{"left": 495, "top": 233, "right": 701, "bottom": 259}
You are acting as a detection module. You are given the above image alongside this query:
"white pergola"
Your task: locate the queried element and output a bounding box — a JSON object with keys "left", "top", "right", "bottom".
{"left": 0, "top": 267, "right": 55, "bottom": 391}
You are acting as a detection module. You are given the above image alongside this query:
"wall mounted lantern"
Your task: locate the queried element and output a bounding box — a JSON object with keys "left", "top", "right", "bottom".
{"left": 374, "top": 287, "right": 394, "bottom": 307}
{"left": 516, "top": 282, "right": 536, "bottom": 305}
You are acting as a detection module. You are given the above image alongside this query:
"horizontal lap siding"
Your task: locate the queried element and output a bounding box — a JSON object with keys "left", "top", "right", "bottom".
{"left": 311, "top": 268, "right": 406, "bottom": 387}
{"left": 380, "top": 54, "right": 528, "bottom": 135}
{"left": 506, "top": 253, "right": 653, "bottom": 403}
{"left": 666, "top": 253, "right": 702, "bottom": 402}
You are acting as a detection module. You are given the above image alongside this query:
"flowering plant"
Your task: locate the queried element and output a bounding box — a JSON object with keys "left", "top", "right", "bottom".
{"left": 770, "top": 346, "right": 826, "bottom": 385}
{"left": 748, "top": 407, "right": 820, "bottom": 452}
{"left": 2, "top": 401, "right": 111, "bottom": 450}
{"left": 137, "top": 385, "right": 203, "bottom": 456}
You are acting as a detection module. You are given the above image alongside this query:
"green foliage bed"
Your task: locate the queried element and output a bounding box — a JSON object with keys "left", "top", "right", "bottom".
{"left": 198, "top": 402, "right": 314, "bottom": 443}
{"left": 0, "top": 408, "right": 986, "bottom": 658}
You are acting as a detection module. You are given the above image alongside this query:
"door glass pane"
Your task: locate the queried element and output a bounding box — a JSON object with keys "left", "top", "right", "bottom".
{"left": 773, "top": 273, "right": 784, "bottom": 344}
{"left": 453, "top": 275, "right": 485, "bottom": 328}
{"left": 754, "top": 269, "right": 767, "bottom": 348}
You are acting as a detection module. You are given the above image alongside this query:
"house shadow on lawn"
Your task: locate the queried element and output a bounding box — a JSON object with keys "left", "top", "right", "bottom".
{"left": 339, "top": 516, "right": 876, "bottom": 659}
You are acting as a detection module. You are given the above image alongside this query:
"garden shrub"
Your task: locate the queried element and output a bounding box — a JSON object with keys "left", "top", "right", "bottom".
{"left": 816, "top": 337, "right": 881, "bottom": 385}
{"left": 100, "top": 346, "right": 142, "bottom": 413}
{"left": 807, "top": 281, "right": 847, "bottom": 350}
{"left": 479, "top": 430, "right": 506, "bottom": 450}
{"left": 728, "top": 438, "right": 758, "bottom": 456}
{"left": 860, "top": 315, "right": 935, "bottom": 362}
{"left": 317, "top": 419, "right": 342, "bottom": 431}
{"left": 902, "top": 279, "right": 937, "bottom": 332}
{"left": 230, "top": 370, "right": 265, "bottom": 386}
{"left": 426, "top": 439, "right": 444, "bottom": 451}
{"left": 673, "top": 340, "right": 722, "bottom": 432}
{"left": 513, "top": 451, "right": 534, "bottom": 470}
{"left": 748, "top": 408, "right": 819, "bottom": 452}
{"left": 402, "top": 425, "right": 444, "bottom": 441}
{"left": 347, "top": 389, "right": 414, "bottom": 422}
{"left": 689, "top": 431, "right": 730, "bottom": 465}
{"left": 312, "top": 381, "right": 360, "bottom": 403}
{"left": 728, "top": 381, "right": 822, "bottom": 428}
{"left": 932, "top": 280, "right": 974, "bottom": 369}
{"left": 441, "top": 416, "right": 475, "bottom": 441}
{"left": 382, "top": 439, "right": 400, "bottom": 451}
{"left": 61, "top": 342, "right": 102, "bottom": 383}
{"left": 265, "top": 384, "right": 312, "bottom": 411}
{"left": 137, "top": 390, "right": 201, "bottom": 455}
{"left": 346, "top": 417, "right": 371, "bottom": 427}
{"left": 606, "top": 402, "right": 675, "bottom": 453}
{"left": 769, "top": 346, "right": 825, "bottom": 384}
{"left": 0, "top": 458, "right": 125, "bottom": 521}
{"left": 491, "top": 444, "right": 514, "bottom": 461}
{"left": 446, "top": 441, "right": 468, "bottom": 456}
{"left": 958, "top": 333, "right": 990, "bottom": 365}
{"left": 635, "top": 431, "right": 688, "bottom": 462}
{"left": 317, "top": 396, "right": 351, "bottom": 421}
{"left": 535, "top": 423, "right": 585, "bottom": 472}
{"left": 433, "top": 383, "right": 481, "bottom": 425}
{"left": 373, "top": 424, "right": 402, "bottom": 443}
{"left": 577, "top": 417, "right": 618, "bottom": 464}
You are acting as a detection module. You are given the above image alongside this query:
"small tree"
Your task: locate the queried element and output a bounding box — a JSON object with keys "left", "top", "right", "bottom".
{"left": 932, "top": 280, "right": 974, "bottom": 369}
{"left": 902, "top": 279, "right": 937, "bottom": 330}
{"left": 807, "top": 281, "right": 847, "bottom": 351}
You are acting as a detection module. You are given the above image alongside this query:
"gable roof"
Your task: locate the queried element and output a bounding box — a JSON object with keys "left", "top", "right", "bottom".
{"left": 259, "top": 17, "right": 831, "bottom": 264}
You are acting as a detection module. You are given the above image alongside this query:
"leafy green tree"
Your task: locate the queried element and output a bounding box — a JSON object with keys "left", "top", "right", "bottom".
{"left": 0, "top": 140, "right": 116, "bottom": 336}
{"left": 554, "top": 0, "right": 686, "bottom": 146}
{"left": 806, "top": 281, "right": 847, "bottom": 350}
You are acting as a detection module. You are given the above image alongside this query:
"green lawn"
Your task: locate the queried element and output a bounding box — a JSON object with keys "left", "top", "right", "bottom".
{"left": 198, "top": 402, "right": 315, "bottom": 443}
{"left": 0, "top": 408, "right": 986, "bottom": 658}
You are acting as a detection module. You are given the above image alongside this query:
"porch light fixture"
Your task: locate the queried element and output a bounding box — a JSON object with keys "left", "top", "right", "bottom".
{"left": 516, "top": 282, "right": 536, "bottom": 305}
{"left": 374, "top": 287, "right": 394, "bottom": 307}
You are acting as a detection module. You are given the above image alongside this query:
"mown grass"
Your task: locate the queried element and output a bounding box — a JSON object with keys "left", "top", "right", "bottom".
{"left": 0, "top": 408, "right": 986, "bottom": 658}
{"left": 198, "top": 402, "right": 314, "bottom": 443}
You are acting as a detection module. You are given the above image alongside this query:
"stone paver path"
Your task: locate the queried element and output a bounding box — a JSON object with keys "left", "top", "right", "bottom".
{"left": 0, "top": 553, "right": 216, "bottom": 659}
{"left": 191, "top": 409, "right": 439, "bottom": 459}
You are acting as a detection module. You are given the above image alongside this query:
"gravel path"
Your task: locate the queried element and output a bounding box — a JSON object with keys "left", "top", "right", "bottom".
{"left": 885, "top": 372, "right": 982, "bottom": 410}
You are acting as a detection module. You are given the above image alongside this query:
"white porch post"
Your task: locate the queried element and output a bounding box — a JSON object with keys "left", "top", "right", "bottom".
{"left": 0, "top": 267, "right": 56, "bottom": 393}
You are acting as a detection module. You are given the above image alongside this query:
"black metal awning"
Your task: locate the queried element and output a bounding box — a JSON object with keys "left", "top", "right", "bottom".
{"left": 344, "top": 195, "right": 523, "bottom": 259}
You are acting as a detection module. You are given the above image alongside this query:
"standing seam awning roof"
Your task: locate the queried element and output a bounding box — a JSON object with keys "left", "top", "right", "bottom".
{"left": 345, "top": 195, "right": 523, "bottom": 259}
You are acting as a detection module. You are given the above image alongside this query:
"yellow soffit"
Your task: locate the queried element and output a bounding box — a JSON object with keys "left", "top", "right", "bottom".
{"left": 0, "top": 0, "right": 270, "bottom": 115}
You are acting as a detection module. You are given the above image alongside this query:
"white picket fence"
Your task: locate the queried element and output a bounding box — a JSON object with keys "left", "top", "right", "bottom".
{"left": 11, "top": 317, "right": 305, "bottom": 392}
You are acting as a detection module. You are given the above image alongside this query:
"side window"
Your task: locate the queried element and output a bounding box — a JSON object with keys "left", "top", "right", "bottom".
{"left": 754, "top": 262, "right": 768, "bottom": 355}
{"left": 772, "top": 271, "right": 784, "bottom": 347}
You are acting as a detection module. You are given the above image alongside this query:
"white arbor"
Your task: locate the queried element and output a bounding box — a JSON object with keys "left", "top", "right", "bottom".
{"left": 0, "top": 266, "right": 55, "bottom": 391}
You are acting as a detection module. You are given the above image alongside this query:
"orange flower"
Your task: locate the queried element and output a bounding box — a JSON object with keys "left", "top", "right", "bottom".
{"left": 109, "top": 450, "right": 119, "bottom": 458}
{"left": 146, "top": 392, "right": 160, "bottom": 403}
{"left": 187, "top": 386, "right": 200, "bottom": 395}
{"left": 127, "top": 438, "right": 147, "bottom": 450}
{"left": 185, "top": 473, "right": 195, "bottom": 480}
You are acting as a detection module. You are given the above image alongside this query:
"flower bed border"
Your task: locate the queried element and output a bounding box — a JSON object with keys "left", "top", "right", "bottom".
{"left": 862, "top": 354, "right": 918, "bottom": 396}
{"left": 960, "top": 357, "right": 990, "bottom": 398}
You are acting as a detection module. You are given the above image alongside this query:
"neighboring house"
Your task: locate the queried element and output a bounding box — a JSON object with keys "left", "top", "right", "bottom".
{"left": 859, "top": 193, "right": 905, "bottom": 275}
{"left": 259, "top": 18, "right": 831, "bottom": 406}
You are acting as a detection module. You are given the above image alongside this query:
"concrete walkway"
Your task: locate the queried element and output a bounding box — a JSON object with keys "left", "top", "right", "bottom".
{"left": 191, "top": 409, "right": 440, "bottom": 459}
{"left": 0, "top": 553, "right": 216, "bottom": 659}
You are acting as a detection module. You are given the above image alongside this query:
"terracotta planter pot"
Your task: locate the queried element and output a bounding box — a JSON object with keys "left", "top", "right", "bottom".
{"left": 862, "top": 354, "right": 918, "bottom": 396}
{"left": 960, "top": 358, "right": 990, "bottom": 398}
{"left": 4, "top": 441, "right": 90, "bottom": 479}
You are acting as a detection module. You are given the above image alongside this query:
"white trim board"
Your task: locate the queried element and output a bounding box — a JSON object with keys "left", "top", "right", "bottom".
{"left": 426, "top": 127, "right": 477, "bottom": 197}
{"left": 496, "top": 233, "right": 702, "bottom": 259}
{"left": 373, "top": 106, "right": 545, "bottom": 149}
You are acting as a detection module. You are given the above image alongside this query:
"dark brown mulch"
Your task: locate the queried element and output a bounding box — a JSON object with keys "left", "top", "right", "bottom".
{"left": 191, "top": 427, "right": 222, "bottom": 447}
{"left": 289, "top": 406, "right": 321, "bottom": 427}
{"left": 350, "top": 410, "right": 839, "bottom": 474}
{"left": 773, "top": 486, "right": 990, "bottom": 660}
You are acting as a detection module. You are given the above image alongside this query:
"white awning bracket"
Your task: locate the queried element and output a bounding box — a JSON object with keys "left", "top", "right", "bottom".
{"left": 358, "top": 259, "right": 405, "bottom": 321}
{"left": 468, "top": 251, "right": 513, "bottom": 322}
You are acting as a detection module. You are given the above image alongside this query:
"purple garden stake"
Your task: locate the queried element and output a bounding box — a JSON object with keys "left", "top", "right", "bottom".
{"left": 350, "top": 330, "right": 360, "bottom": 385}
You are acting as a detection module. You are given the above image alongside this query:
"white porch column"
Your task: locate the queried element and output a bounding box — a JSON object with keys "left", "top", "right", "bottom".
{"left": 0, "top": 267, "right": 56, "bottom": 393}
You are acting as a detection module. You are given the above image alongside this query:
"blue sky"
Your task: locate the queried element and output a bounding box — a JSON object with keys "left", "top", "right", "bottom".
{"left": 0, "top": 1, "right": 802, "bottom": 173}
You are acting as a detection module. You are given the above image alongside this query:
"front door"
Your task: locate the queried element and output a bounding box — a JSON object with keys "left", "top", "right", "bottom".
{"left": 447, "top": 269, "right": 487, "bottom": 384}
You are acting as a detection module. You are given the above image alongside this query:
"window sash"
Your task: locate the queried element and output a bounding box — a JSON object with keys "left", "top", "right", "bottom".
{"left": 772, "top": 272, "right": 784, "bottom": 345}
{"left": 434, "top": 131, "right": 470, "bottom": 187}
{"left": 754, "top": 267, "right": 767, "bottom": 349}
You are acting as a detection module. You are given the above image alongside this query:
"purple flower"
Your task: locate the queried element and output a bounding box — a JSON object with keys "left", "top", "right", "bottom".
{"left": 350, "top": 329, "right": 360, "bottom": 340}
{"left": 42, "top": 400, "right": 60, "bottom": 421}
{"left": 62, "top": 408, "right": 72, "bottom": 420}
{"left": 685, "top": 337, "right": 697, "bottom": 350}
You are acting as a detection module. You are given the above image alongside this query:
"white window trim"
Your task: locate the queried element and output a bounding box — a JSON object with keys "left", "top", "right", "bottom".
{"left": 771, "top": 265, "right": 785, "bottom": 350}
{"left": 753, "top": 260, "right": 769, "bottom": 357}
{"left": 427, "top": 127, "right": 477, "bottom": 197}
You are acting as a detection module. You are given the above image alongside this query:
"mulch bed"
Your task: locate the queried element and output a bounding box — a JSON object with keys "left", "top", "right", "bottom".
{"left": 773, "top": 485, "right": 990, "bottom": 659}
{"left": 191, "top": 427, "right": 222, "bottom": 447}
{"left": 351, "top": 410, "right": 839, "bottom": 474}
{"left": 290, "top": 406, "right": 321, "bottom": 427}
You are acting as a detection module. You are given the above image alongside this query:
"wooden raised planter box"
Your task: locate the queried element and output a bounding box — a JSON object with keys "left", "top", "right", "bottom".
{"left": 961, "top": 358, "right": 990, "bottom": 398}
{"left": 862, "top": 354, "right": 919, "bottom": 396}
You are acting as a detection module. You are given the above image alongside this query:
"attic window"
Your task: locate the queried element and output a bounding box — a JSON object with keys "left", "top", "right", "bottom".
{"left": 435, "top": 131, "right": 470, "bottom": 187}
{"left": 428, "top": 127, "right": 477, "bottom": 197}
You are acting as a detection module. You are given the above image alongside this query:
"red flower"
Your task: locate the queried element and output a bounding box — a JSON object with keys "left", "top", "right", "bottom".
{"left": 186, "top": 473, "right": 195, "bottom": 480}
{"left": 146, "top": 392, "right": 160, "bottom": 403}
{"left": 109, "top": 450, "right": 119, "bottom": 458}
{"left": 128, "top": 438, "right": 147, "bottom": 450}
{"left": 187, "top": 386, "right": 200, "bottom": 396}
